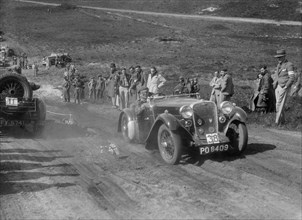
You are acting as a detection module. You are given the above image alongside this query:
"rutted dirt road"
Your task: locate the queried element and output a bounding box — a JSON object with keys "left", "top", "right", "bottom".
{"left": 0, "top": 0, "right": 301, "bottom": 219}
{"left": 1, "top": 93, "right": 301, "bottom": 219}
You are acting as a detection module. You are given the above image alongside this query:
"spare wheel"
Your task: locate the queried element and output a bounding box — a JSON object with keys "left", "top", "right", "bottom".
{"left": 0, "top": 72, "right": 33, "bottom": 99}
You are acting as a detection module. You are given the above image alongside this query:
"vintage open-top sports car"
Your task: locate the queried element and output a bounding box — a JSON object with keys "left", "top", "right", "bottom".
{"left": 118, "top": 94, "right": 248, "bottom": 164}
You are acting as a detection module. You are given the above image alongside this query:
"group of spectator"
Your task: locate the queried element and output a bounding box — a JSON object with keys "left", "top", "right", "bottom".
{"left": 209, "top": 49, "right": 299, "bottom": 126}
{"left": 106, "top": 63, "right": 166, "bottom": 110}
{"left": 61, "top": 49, "right": 299, "bottom": 126}
{"left": 61, "top": 63, "right": 167, "bottom": 109}
{"left": 249, "top": 49, "right": 300, "bottom": 125}
{"left": 173, "top": 76, "right": 200, "bottom": 95}
{"left": 11, "top": 53, "right": 28, "bottom": 69}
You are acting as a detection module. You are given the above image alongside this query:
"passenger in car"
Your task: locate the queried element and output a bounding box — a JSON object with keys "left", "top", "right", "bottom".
{"left": 173, "top": 76, "right": 189, "bottom": 94}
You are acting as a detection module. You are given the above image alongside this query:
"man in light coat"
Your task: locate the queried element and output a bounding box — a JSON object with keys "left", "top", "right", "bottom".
{"left": 273, "top": 49, "right": 295, "bottom": 125}
{"left": 209, "top": 71, "right": 221, "bottom": 105}
{"left": 146, "top": 67, "right": 166, "bottom": 96}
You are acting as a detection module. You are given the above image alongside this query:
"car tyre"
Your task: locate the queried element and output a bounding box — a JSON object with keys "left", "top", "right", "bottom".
{"left": 0, "top": 72, "right": 32, "bottom": 99}
{"left": 157, "top": 124, "right": 182, "bottom": 165}
{"left": 226, "top": 122, "right": 248, "bottom": 155}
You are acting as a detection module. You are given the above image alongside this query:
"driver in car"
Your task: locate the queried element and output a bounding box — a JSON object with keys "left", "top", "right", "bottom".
{"left": 130, "top": 86, "right": 150, "bottom": 116}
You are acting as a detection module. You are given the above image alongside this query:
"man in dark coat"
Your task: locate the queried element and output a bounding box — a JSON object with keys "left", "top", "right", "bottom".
{"left": 256, "top": 65, "right": 275, "bottom": 113}
{"left": 219, "top": 69, "right": 234, "bottom": 103}
{"left": 96, "top": 75, "right": 106, "bottom": 100}
{"left": 62, "top": 76, "right": 71, "bottom": 102}
{"left": 72, "top": 75, "right": 82, "bottom": 104}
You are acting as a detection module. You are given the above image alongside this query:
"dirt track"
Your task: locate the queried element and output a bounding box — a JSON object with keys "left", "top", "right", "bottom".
{"left": 16, "top": 0, "right": 302, "bottom": 26}
{"left": 1, "top": 93, "right": 301, "bottom": 219}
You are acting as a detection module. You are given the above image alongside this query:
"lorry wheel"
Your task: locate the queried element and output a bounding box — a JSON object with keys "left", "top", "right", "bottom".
{"left": 36, "top": 99, "right": 46, "bottom": 121}
{"left": 33, "top": 99, "right": 46, "bottom": 137}
{"left": 157, "top": 124, "right": 182, "bottom": 165}
{"left": 0, "top": 73, "right": 32, "bottom": 99}
{"left": 226, "top": 122, "right": 248, "bottom": 156}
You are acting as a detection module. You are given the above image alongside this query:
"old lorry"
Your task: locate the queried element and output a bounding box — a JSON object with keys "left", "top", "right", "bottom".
{"left": 0, "top": 70, "right": 46, "bottom": 134}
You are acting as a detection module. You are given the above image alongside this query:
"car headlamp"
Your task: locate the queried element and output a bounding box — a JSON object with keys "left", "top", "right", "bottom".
{"left": 220, "top": 101, "right": 235, "bottom": 115}
{"left": 179, "top": 105, "right": 193, "bottom": 119}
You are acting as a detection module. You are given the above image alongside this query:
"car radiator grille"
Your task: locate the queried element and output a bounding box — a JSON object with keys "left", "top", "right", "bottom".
{"left": 193, "top": 102, "right": 218, "bottom": 135}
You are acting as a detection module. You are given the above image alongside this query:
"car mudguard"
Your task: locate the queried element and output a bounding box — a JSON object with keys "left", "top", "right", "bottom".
{"left": 145, "top": 113, "right": 184, "bottom": 150}
{"left": 223, "top": 106, "right": 247, "bottom": 134}
{"left": 117, "top": 108, "right": 135, "bottom": 132}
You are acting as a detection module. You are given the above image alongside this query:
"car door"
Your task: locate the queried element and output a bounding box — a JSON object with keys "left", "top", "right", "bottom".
{"left": 137, "top": 104, "right": 155, "bottom": 142}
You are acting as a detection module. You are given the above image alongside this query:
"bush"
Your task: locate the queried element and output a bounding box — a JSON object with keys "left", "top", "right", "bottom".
{"left": 58, "top": 3, "right": 77, "bottom": 10}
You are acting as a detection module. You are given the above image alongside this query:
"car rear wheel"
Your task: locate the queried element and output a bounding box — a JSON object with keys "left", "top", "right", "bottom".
{"left": 226, "top": 122, "right": 248, "bottom": 155}
{"left": 157, "top": 124, "right": 182, "bottom": 165}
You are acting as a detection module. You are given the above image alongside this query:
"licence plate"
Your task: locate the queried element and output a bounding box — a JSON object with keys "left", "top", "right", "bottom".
{"left": 0, "top": 119, "right": 24, "bottom": 126}
{"left": 5, "top": 97, "right": 18, "bottom": 106}
{"left": 206, "top": 133, "right": 219, "bottom": 144}
{"left": 200, "top": 144, "right": 229, "bottom": 155}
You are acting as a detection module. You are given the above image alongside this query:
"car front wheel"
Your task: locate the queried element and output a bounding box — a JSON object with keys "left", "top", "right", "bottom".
{"left": 226, "top": 122, "right": 248, "bottom": 155}
{"left": 157, "top": 124, "right": 182, "bottom": 165}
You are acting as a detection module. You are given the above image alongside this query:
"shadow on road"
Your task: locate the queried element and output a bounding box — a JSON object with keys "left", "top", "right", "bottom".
{"left": 0, "top": 148, "right": 61, "bottom": 154}
{"left": 0, "top": 154, "right": 71, "bottom": 163}
{"left": 0, "top": 148, "right": 78, "bottom": 195}
{"left": 0, "top": 171, "right": 79, "bottom": 182}
{"left": 0, "top": 120, "right": 91, "bottom": 140}
{"left": 0, "top": 182, "right": 76, "bottom": 195}
{"left": 181, "top": 143, "right": 276, "bottom": 166}
{"left": 0, "top": 161, "right": 71, "bottom": 171}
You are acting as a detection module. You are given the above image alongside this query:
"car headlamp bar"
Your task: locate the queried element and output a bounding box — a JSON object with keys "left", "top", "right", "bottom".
{"left": 220, "top": 101, "right": 235, "bottom": 115}
{"left": 179, "top": 105, "right": 193, "bottom": 119}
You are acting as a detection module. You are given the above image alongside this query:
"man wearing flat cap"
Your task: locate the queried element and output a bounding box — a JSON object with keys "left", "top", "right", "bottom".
{"left": 273, "top": 49, "right": 295, "bottom": 125}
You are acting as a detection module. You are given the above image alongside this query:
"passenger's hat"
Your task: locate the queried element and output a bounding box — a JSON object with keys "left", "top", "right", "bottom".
{"left": 274, "top": 49, "right": 286, "bottom": 58}
{"left": 110, "top": 63, "right": 116, "bottom": 68}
